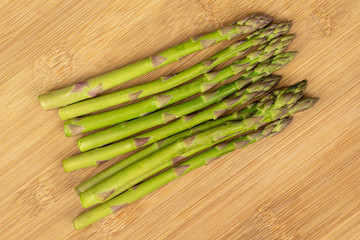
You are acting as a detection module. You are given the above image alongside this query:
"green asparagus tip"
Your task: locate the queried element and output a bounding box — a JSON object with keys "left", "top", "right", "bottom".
{"left": 275, "top": 21, "right": 292, "bottom": 33}
{"left": 294, "top": 80, "right": 308, "bottom": 92}
{"left": 253, "top": 13, "right": 274, "bottom": 23}
{"left": 266, "top": 75, "right": 282, "bottom": 81}
{"left": 273, "top": 51, "right": 298, "bottom": 62}
{"left": 272, "top": 34, "right": 296, "bottom": 44}
{"left": 282, "top": 21, "right": 292, "bottom": 30}
{"left": 262, "top": 75, "right": 282, "bottom": 87}
{"left": 240, "top": 116, "right": 293, "bottom": 146}
{"left": 285, "top": 33, "right": 296, "bottom": 39}
{"left": 277, "top": 34, "right": 296, "bottom": 48}
{"left": 272, "top": 116, "right": 293, "bottom": 133}
{"left": 250, "top": 51, "right": 297, "bottom": 76}
{"left": 270, "top": 21, "right": 292, "bottom": 35}
{"left": 239, "top": 14, "right": 273, "bottom": 28}
{"left": 259, "top": 34, "right": 296, "bottom": 51}
{"left": 246, "top": 21, "right": 292, "bottom": 41}
{"left": 289, "top": 97, "right": 319, "bottom": 114}
{"left": 279, "top": 79, "right": 308, "bottom": 96}
{"left": 272, "top": 80, "right": 308, "bottom": 108}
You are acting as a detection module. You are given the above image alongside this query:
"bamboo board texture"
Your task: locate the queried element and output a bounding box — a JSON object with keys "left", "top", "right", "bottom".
{"left": 1, "top": 0, "right": 360, "bottom": 239}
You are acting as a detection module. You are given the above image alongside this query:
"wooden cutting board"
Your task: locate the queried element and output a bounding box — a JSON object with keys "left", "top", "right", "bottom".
{"left": 1, "top": 0, "right": 359, "bottom": 239}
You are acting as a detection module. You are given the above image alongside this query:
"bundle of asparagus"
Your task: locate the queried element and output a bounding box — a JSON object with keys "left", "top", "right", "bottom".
{"left": 77, "top": 80, "right": 313, "bottom": 208}
{"left": 37, "top": 14, "right": 319, "bottom": 230}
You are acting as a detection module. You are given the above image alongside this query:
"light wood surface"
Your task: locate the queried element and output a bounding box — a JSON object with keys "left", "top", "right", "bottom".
{"left": 1, "top": 0, "right": 360, "bottom": 239}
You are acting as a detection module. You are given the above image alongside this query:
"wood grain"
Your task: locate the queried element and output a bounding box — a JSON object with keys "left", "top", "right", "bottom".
{"left": 1, "top": 0, "right": 360, "bottom": 239}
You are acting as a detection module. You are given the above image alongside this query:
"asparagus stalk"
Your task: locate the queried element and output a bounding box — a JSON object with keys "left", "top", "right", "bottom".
{"left": 59, "top": 30, "right": 293, "bottom": 121}
{"left": 77, "top": 81, "right": 315, "bottom": 208}
{"left": 74, "top": 77, "right": 274, "bottom": 194}
{"left": 73, "top": 117, "right": 293, "bottom": 230}
{"left": 77, "top": 52, "right": 297, "bottom": 152}
{"left": 38, "top": 14, "right": 273, "bottom": 110}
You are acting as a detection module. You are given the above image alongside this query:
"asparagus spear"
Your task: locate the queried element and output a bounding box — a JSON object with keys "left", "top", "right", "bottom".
{"left": 38, "top": 14, "right": 273, "bottom": 110}
{"left": 77, "top": 81, "right": 315, "bottom": 208}
{"left": 77, "top": 52, "right": 297, "bottom": 151}
{"left": 59, "top": 30, "right": 293, "bottom": 121}
{"left": 73, "top": 117, "right": 293, "bottom": 230}
{"left": 75, "top": 77, "right": 275, "bottom": 194}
